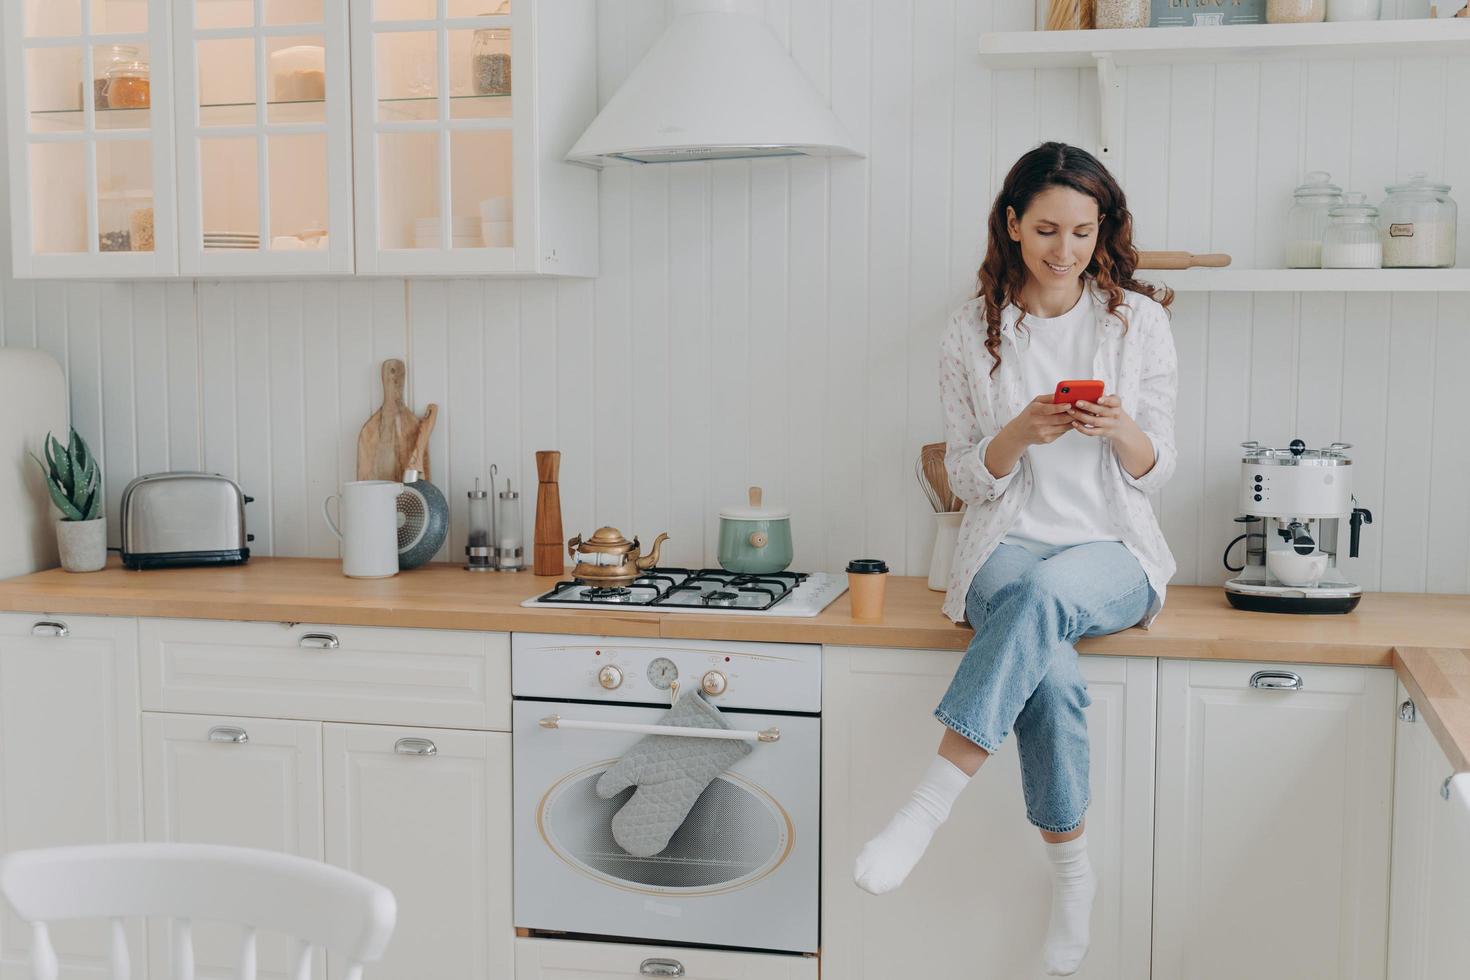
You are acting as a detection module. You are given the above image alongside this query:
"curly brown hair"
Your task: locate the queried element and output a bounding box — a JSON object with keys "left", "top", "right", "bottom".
{"left": 976, "top": 142, "right": 1172, "bottom": 374}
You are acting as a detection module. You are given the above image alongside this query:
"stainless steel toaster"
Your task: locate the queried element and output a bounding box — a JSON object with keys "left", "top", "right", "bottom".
{"left": 119, "top": 472, "right": 254, "bottom": 570}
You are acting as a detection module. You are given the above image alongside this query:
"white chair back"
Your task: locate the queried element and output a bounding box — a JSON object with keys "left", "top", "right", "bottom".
{"left": 0, "top": 843, "right": 396, "bottom": 980}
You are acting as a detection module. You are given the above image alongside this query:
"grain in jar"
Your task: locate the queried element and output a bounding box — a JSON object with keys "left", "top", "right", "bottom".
{"left": 1094, "top": 0, "right": 1150, "bottom": 28}
{"left": 1379, "top": 172, "right": 1457, "bottom": 268}
{"left": 106, "top": 61, "right": 150, "bottom": 109}
{"left": 1268, "top": 0, "right": 1325, "bottom": 21}
{"left": 1321, "top": 192, "right": 1382, "bottom": 268}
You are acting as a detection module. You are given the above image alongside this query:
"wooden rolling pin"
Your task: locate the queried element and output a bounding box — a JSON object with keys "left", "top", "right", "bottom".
{"left": 1137, "top": 251, "right": 1232, "bottom": 270}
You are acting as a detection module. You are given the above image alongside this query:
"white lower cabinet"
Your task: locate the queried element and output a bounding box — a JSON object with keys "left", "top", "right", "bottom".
{"left": 821, "top": 645, "right": 1157, "bottom": 979}
{"left": 0, "top": 613, "right": 142, "bottom": 980}
{"left": 1387, "top": 681, "right": 1470, "bottom": 978}
{"left": 141, "top": 713, "right": 324, "bottom": 980}
{"left": 513, "top": 938, "right": 818, "bottom": 979}
{"left": 323, "top": 723, "right": 513, "bottom": 980}
{"left": 1152, "top": 659, "right": 1396, "bottom": 980}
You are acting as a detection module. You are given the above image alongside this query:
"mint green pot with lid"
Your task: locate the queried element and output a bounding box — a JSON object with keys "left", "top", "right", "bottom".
{"left": 717, "top": 486, "right": 793, "bottom": 574}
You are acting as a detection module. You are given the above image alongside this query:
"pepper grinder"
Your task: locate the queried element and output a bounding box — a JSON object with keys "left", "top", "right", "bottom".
{"left": 465, "top": 465, "right": 497, "bottom": 571}
{"left": 496, "top": 477, "right": 523, "bottom": 571}
{"left": 534, "top": 450, "right": 564, "bottom": 576}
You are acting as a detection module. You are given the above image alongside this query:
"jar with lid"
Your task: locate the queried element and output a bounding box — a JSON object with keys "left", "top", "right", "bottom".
{"left": 472, "top": 2, "right": 512, "bottom": 96}
{"left": 495, "top": 477, "right": 523, "bottom": 571}
{"left": 1267, "top": 0, "right": 1325, "bottom": 21}
{"left": 106, "top": 59, "right": 150, "bottom": 109}
{"left": 1325, "top": 0, "right": 1381, "bottom": 20}
{"left": 98, "top": 189, "right": 153, "bottom": 252}
{"left": 1379, "top": 172, "right": 1457, "bottom": 268}
{"left": 1284, "top": 171, "right": 1342, "bottom": 268}
{"left": 92, "top": 44, "right": 139, "bottom": 110}
{"left": 1093, "top": 0, "right": 1150, "bottom": 29}
{"left": 1321, "top": 193, "right": 1382, "bottom": 269}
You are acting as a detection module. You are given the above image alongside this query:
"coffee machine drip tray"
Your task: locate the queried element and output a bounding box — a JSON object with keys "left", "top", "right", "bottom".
{"left": 1225, "top": 576, "right": 1363, "bottom": 615}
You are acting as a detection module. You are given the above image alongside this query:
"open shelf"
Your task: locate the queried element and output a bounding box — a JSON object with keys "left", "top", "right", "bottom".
{"left": 31, "top": 92, "right": 511, "bottom": 129}
{"left": 978, "top": 18, "right": 1470, "bottom": 69}
{"left": 1140, "top": 268, "right": 1470, "bottom": 292}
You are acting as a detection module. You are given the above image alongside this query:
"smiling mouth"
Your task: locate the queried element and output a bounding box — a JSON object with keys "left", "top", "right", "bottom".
{"left": 1045, "top": 261, "right": 1073, "bottom": 274}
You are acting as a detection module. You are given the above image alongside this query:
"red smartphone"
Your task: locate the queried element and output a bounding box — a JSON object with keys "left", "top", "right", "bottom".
{"left": 1053, "top": 379, "right": 1104, "bottom": 405}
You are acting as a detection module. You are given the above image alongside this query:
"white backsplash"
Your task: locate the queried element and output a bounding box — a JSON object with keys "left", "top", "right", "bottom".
{"left": 0, "top": 0, "right": 1467, "bottom": 595}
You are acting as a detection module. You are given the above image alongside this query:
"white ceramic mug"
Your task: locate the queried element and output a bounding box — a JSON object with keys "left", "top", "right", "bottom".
{"left": 323, "top": 480, "right": 402, "bottom": 578}
{"left": 1266, "top": 548, "right": 1329, "bottom": 587}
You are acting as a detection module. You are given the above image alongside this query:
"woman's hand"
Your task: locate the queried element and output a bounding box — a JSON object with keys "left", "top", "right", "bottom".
{"left": 1070, "top": 395, "right": 1157, "bottom": 480}
{"left": 1008, "top": 394, "right": 1078, "bottom": 447}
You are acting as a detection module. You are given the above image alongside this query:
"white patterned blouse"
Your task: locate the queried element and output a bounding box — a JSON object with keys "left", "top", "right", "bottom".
{"left": 939, "top": 281, "right": 1179, "bottom": 628}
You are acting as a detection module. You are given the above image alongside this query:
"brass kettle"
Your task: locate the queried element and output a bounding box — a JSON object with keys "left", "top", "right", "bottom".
{"left": 567, "top": 527, "right": 670, "bottom": 586}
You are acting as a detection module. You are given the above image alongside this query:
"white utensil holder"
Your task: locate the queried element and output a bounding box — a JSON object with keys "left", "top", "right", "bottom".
{"left": 927, "top": 511, "right": 963, "bottom": 592}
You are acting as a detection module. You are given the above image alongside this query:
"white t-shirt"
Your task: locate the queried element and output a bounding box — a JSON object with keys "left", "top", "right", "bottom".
{"left": 1001, "top": 290, "right": 1122, "bottom": 555}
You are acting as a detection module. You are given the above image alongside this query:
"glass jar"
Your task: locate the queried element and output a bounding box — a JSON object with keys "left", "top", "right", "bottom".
{"left": 472, "top": 3, "right": 512, "bottom": 96}
{"left": 99, "top": 189, "right": 152, "bottom": 252}
{"left": 466, "top": 476, "right": 495, "bottom": 570}
{"left": 1284, "top": 171, "right": 1342, "bottom": 268}
{"left": 1379, "top": 172, "right": 1457, "bottom": 268}
{"left": 106, "top": 59, "right": 150, "bottom": 109}
{"left": 1093, "top": 0, "right": 1150, "bottom": 29}
{"left": 1267, "top": 0, "right": 1325, "bottom": 22}
{"left": 495, "top": 478, "right": 523, "bottom": 571}
{"left": 1325, "top": 0, "right": 1381, "bottom": 20}
{"left": 1321, "top": 193, "right": 1382, "bottom": 269}
{"left": 93, "top": 44, "right": 139, "bottom": 110}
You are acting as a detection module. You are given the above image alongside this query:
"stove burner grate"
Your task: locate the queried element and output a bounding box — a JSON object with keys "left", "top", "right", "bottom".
{"left": 533, "top": 568, "right": 812, "bottom": 611}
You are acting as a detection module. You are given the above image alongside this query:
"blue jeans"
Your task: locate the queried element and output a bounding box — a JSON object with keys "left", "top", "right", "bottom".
{"left": 934, "top": 541, "right": 1153, "bottom": 834}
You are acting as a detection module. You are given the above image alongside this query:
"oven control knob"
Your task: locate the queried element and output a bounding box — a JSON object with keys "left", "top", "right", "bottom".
{"left": 701, "top": 670, "right": 728, "bottom": 696}
{"left": 597, "top": 665, "right": 624, "bottom": 690}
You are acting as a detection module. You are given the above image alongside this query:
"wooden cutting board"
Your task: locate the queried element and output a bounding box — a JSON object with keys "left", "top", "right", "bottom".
{"left": 356, "top": 359, "right": 433, "bottom": 482}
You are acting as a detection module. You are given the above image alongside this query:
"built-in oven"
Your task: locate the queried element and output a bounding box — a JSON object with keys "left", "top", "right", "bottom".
{"left": 511, "top": 634, "right": 820, "bottom": 956}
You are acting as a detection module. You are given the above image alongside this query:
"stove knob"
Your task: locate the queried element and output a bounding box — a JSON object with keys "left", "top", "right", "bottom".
{"left": 701, "top": 670, "right": 728, "bottom": 696}
{"left": 597, "top": 665, "right": 624, "bottom": 690}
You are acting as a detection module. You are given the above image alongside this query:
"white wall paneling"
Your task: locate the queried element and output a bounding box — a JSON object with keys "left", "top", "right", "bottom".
{"left": 0, "top": 0, "right": 1466, "bottom": 595}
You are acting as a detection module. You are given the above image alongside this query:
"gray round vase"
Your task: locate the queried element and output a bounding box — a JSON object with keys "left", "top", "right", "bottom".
{"left": 56, "top": 517, "right": 107, "bottom": 572}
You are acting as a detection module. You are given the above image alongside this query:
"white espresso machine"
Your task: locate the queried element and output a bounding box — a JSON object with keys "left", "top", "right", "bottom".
{"left": 1223, "top": 439, "right": 1374, "bottom": 614}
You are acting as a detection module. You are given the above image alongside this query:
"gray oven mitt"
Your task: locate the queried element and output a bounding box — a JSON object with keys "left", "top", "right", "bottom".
{"left": 596, "top": 691, "right": 753, "bottom": 858}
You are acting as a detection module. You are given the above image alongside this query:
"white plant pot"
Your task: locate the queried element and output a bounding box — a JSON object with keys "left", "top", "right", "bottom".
{"left": 56, "top": 517, "right": 106, "bottom": 573}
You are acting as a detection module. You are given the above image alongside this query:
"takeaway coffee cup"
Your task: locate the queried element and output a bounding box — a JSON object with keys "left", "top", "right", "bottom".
{"left": 846, "top": 558, "right": 890, "bottom": 621}
{"left": 323, "top": 480, "right": 402, "bottom": 578}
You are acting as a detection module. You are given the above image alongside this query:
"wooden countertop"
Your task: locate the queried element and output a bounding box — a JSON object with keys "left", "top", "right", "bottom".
{"left": 1, "top": 557, "right": 1468, "bottom": 770}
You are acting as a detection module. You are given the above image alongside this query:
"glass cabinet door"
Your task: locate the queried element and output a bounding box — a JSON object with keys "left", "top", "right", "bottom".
{"left": 4, "top": 0, "right": 177, "bottom": 277}
{"left": 172, "top": 0, "right": 352, "bottom": 275}
{"left": 352, "top": 0, "right": 524, "bottom": 275}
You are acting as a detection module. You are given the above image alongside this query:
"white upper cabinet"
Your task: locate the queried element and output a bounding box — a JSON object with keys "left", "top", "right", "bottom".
{"left": 2, "top": 0, "right": 597, "bottom": 278}
{"left": 3, "top": 0, "right": 178, "bottom": 278}
{"left": 349, "top": 0, "right": 596, "bottom": 277}
{"left": 170, "top": 0, "right": 354, "bottom": 276}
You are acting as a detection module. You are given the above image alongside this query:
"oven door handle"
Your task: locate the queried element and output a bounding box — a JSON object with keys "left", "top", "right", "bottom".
{"left": 537, "top": 714, "right": 780, "bottom": 744}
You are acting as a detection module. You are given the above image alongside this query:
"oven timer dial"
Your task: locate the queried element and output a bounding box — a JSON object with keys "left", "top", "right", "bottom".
{"left": 646, "top": 657, "right": 678, "bottom": 690}
{"left": 701, "top": 670, "right": 728, "bottom": 696}
{"left": 597, "top": 665, "right": 624, "bottom": 690}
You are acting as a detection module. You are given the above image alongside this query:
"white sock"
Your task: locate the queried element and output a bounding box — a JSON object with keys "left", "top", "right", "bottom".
{"left": 853, "top": 756, "right": 971, "bottom": 895}
{"left": 1042, "top": 833, "right": 1097, "bottom": 976}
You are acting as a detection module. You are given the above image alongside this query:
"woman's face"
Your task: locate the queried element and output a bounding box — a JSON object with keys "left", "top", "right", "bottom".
{"left": 1006, "top": 185, "right": 1102, "bottom": 287}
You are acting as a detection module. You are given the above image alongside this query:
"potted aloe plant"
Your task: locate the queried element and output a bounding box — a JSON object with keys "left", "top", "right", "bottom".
{"left": 32, "top": 428, "right": 106, "bottom": 572}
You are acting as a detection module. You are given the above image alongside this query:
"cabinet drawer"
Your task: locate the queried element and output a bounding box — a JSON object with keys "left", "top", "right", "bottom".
{"left": 514, "top": 938, "right": 818, "bottom": 980}
{"left": 140, "top": 619, "right": 509, "bottom": 730}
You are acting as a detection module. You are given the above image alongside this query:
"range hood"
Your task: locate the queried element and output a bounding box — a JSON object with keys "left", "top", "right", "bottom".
{"left": 567, "top": 0, "right": 862, "bottom": 166}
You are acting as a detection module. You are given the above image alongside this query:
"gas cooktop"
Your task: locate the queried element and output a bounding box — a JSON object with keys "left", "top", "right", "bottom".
{"left": 520, "top": 568, "right": 848, "bottom": 617}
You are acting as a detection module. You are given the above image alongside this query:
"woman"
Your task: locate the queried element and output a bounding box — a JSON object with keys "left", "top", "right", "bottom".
{"left": 853, "top": 142, "right": 1178, "bottom": 977}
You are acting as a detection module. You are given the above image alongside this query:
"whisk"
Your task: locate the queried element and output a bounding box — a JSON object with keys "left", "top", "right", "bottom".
{"left": 916, "top": 442, "right": 963, "bottom": 513}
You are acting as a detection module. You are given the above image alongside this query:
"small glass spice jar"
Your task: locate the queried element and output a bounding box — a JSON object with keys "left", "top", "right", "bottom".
{"left": 1321, "top": 192, "right": 1382, "bottom": 269}
{"left": 1379, "top": 172, "right": 1457, "bottom": 268}
{"left": 466, "top": 473, "right": 496, "bottom": 570}
{"left": 495, "top": 477, "right": 523, "bottom": 571}
{"left": 1284, "top": 171, "right": 1342, "bottom": 268}
{"left": 106, "top": 59, "right": 150, "bottom": 109}
{"left": 1267, "top": 0, "right": 1325, "bottom": 22}
{"left": 472, "top": 2, "right": 512, "bottom": 96}
{"left": 1093, "top": 0, "right": 1150, "bottom": 28}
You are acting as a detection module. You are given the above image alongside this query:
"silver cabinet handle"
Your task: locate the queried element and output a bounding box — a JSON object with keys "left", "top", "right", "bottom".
{"left": 1399, "top": 699, "right": 1417, "bottom": 723}
{"left": 208, "top": 726, "right": 249, "bottom": 744}
{"left": 395, "top": 738, "right": 437, "bottom": 756}
{"left": 640, "top": 959, "right": 685, "bottom": 977}
{"left": 30, "top": 621, "right": 69, "bottom": 637}
{"left": 1250, "top": 670, "right": 1303, "bottom": 691}
{"left": 298, "top": 633, "right": 340, "bottom": 650}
